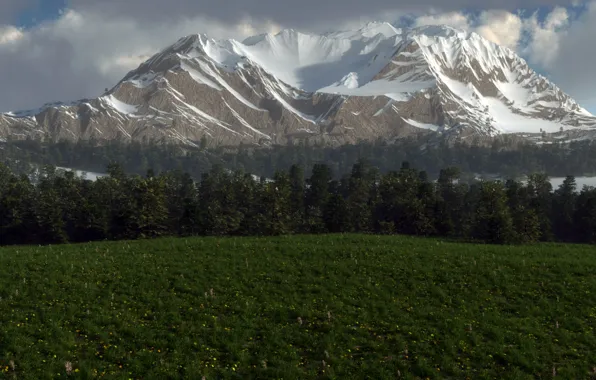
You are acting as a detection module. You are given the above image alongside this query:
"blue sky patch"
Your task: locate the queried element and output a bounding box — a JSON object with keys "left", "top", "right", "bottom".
{"left": 15, "top": 0, "right": 67, "bottom": 28}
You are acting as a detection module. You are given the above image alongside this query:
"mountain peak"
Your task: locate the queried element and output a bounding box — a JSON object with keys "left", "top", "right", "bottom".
{"left": 2, "top": 23, "right": 595, "bottom": 147}
{"left": 350, "top": 21, "right": 402, "bottom": 38}
{"left": 411, "top": 24, "right": 469, "bottom": 38}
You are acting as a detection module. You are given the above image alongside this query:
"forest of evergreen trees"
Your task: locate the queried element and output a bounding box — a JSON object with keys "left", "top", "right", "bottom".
{"left": 3, "top": 135, "right": 596, "bottom": 181}
{"left": 1, "top": 159, "right": 595, "bottom": 246}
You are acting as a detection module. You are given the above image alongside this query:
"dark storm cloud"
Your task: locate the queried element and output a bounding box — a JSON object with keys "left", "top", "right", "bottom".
{"left": 0, "top": 0, "right": 37, "bottom": 23}
{"left": 68, "top": 0, "right": 577, "bottom": 27}
{"left": 547, "top": 2, "right": 596, "bottom": 107}
{"left": 0, "top": 32, "right": 109, "bottom": 112}
{"left": 0, "top": 0, "right": 593, "bottom": 113}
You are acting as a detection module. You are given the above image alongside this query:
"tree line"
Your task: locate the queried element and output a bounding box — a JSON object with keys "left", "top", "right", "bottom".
{"left": 3, "top": 135, "right": 596, "bottom": 181}
{"left": 1, "top": 160, "right": 595, "bottom": 246}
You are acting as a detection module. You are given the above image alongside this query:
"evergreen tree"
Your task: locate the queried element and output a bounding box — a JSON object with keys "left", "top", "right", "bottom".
{"left": 234, "top": 172, "right": 259, "bottom": 236}
{"left": 75, "top": 179, "right": 109, "bottom": 242}
{"left": 526, "top": 173, "right": 554, "bottom": 241}
{"left": 472, "top": 181, "right": 514, "bottom": 244}
{"left": 305, "top": 164, "right": 332, "bottom": 233}
{"left": 393, "top": 162, "right": 431, "bottom": 235}
{"left": 197, "top": 167, "right": 226, "bottom": 236}
{"left": 34, "top": 165, "right": 68, "bottom": 244}
{"left": 376, "top": 171, "right": 401, "bottom": 234}
{"left": 135, "top": 176, "right": 169, "bottom": 238}
{"left": 323, "top": 180, "right": 349, "bottom": 233}
{"left": 553, "top": 175, "right": 577, "bottom": 242}
{"left": 505, "top": 179, "right": 541, "bottom": 243}
{"left": 416, "top": 171, "right": 437, "bottom": 236}
{"left": 1, "top": 154, "right": 596, "bottom": 247}
{"left": 574, "top": 186, "right": 596, "bottom": 243}
{"left": 346, "top": 160, "right": 377, "bottom": 233}
{"left": 288, "top": 164, "right": 306, "bottom": 232}
{"left": 264, "top": 171, "right": 292, "bottom": 235}
{"left": 105, "top": 164, "right": 139, "bottom": 240}
{"left": 434, "top": 167, "right": 465, "bottom": 236}
{"left": 54, "top": 170, "right": 86, "bottom": 242}
{"left": 175, "top": 172, "right": 200, "bottom": 236}
{"left": 0, "top": 172, "right": 37, "bottom": 244}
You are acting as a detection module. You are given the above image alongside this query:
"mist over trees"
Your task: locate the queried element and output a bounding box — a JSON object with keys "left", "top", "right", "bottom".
{"left": 3, "top": 136, "right": 596, "bottom": 181}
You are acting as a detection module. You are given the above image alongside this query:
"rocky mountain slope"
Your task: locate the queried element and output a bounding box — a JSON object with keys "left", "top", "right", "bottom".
{"left": 2, "top": 22, "right": 595, "bottom": 147}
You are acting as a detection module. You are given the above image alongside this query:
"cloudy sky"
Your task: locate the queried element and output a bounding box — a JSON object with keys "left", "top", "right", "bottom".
{"left": 0, "top": 0, "right": 595, "bottom": 113}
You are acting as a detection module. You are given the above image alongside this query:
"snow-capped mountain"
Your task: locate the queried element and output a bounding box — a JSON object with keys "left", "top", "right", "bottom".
{"left": 2, "top": 22, "right": 595, "bottom": 147}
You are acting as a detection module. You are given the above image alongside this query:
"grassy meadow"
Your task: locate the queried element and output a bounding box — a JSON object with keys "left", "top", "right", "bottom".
{"left": 0, "top": 234, "right": 595, "bottom": 379}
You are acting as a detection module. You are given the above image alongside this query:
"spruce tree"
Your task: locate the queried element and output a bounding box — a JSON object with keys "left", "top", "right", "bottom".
{"left": 34, "top": 165, "right": 68, "bottom": 244}
{"left": 265, "top": 171, "right": 292, "bottom": 235}
{"left": 553, "top": 175, "right": 577, "bottom": 242}
{"left": 135, "top": 176, "right": 169, "bottom": 238}
{"left": 574, "top": 186, "right": 596, "bottom": 243}
{"left": 288, "top": 164, "right": 306, "bottom": 233}
{"left": 305, "top": 164, "right": 332, "bottom": 233}
{"left": 472, "top": 181, "right": 514, "bottom": 244}
{"left": 346, "top": 160, "right": 376, "bottom": 233}
{"left": 505, "top": 179, "right": 540, "bottom": 243}
{"left": 526, "top": 173, "right": 554, "bottom": 241}
{"left": 324, "top": 180, "right": 349, "bottom": 233}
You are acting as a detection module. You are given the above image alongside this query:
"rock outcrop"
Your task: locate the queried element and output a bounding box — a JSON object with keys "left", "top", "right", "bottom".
{"left": 2, "top": 23, "right": 595, "bottom": 147}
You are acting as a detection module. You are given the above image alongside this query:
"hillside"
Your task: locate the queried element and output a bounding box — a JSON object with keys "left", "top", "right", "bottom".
{"left": 1, "top": 22, "right": 595, "bottom": 147}
{"left": 1, "top": 234, "right": 596, "bottom": 379}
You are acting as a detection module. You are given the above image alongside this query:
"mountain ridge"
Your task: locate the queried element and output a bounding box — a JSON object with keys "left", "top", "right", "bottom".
{"left": 1, "top": 21, "right": 595, "bottom": 147}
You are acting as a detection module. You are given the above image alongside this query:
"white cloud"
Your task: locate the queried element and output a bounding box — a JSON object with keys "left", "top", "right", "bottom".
{"left": 414, "top": 10, "right": 525, "bottom": 49}
{"left": 0, "top": 25, "right": 23, "bottom": 44}
{"left": 0, "top": 9, "right": 286, "bottom": 112}
{"left": 475, "top": 10, "right": 524, "bottom": 49}
{"left": 408, "top": 6, "right": 596, "bottom": 112}
{"left": 0, "top": 4, "right": 595, "bottom": 113}
{"left": 545, "top": 5, "right": 571, "bottom": 28}
{"left": 98, "top": 55, "right": 152, "bottom": 76}
{"left": 522, "top": 7, "right": 570, "bottom": 65}
{"left": 235, "top": 17, "right": 283, "bottom": 37}
{"left": 415, "top": 11, "right": 471, "bottom": 30}
{"left": 542, "top": 1, "right": 596, "bottom": 109}
{"left": 67, "top": 0, "right": 570, "bottom": 34}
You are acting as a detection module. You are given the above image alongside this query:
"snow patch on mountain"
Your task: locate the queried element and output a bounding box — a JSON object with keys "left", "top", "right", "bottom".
{"left": 483, "top": 98, "right": 568, "bottom": 133}
{"left": 187, "top": 27, "right": 405, "bottom": 94}
{"left": 100, "top": 95, "right": 138, "bottom": 115}
{"left": 160, "top": 23, "right": 593, "bottom": 133}
{"left": 318, "top": 76, "right": 435, "bottom": 98}
{"left": 2, "top": 21, "right": 596, "bottom": 145}
{"left": 403, "top": 118, "right": 440, "bottom": 132}
{"left": 4, "top": 100, "right": 80, "bottom": 119}
{"left": 180, "top": 60, "right": 222, "bottom": 90}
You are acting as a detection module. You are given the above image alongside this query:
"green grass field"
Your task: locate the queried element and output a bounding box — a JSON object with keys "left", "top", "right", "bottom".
{"left": 1, "top": 235, "right": 596, "bottom": 379}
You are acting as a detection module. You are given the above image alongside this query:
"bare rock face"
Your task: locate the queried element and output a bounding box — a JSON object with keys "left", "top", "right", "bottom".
{"left": 2, "top": 23, "right": 595, "bottom": 147}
